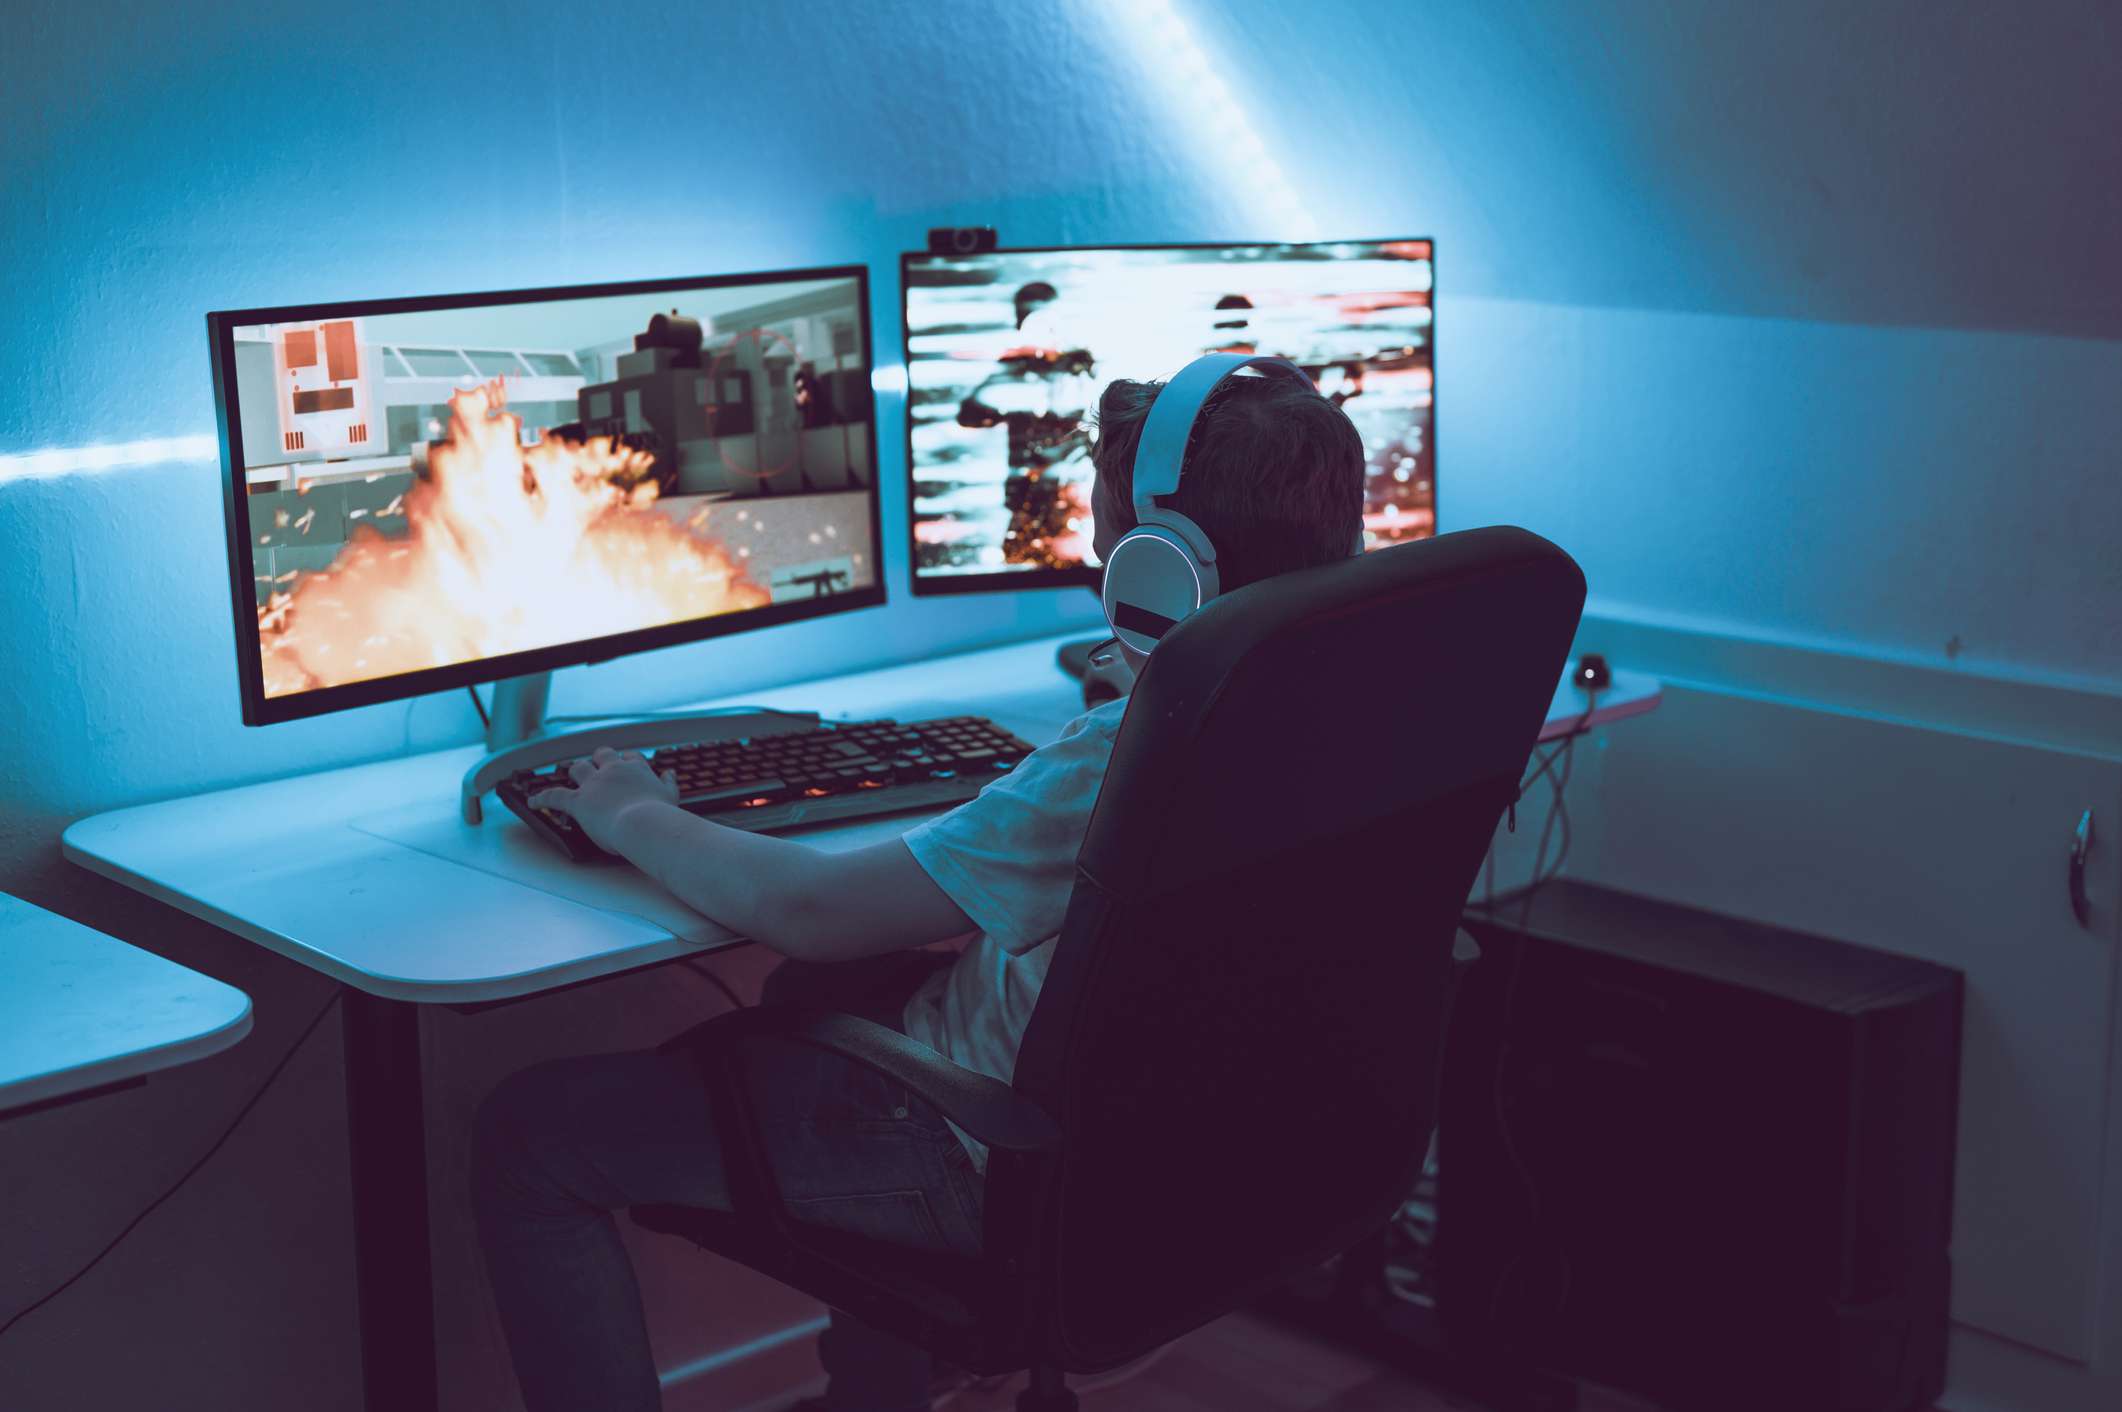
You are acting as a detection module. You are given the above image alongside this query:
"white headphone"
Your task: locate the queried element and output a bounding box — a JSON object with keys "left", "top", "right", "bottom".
{"left": 1100, "top": 351, "right": 1354, "bottom": 654}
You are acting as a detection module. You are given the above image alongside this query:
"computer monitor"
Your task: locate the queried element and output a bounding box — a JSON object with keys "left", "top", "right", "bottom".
{"left": 208, "top": 266, "right": 882, "bottom": 725}
{"left": 901, "top": 238, "right": 1435, "bottom": 595}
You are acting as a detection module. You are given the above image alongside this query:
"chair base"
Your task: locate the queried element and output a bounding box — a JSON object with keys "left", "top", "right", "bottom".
{"left": 1017, "top": 1363, "right": 1077, "bottom": 1411}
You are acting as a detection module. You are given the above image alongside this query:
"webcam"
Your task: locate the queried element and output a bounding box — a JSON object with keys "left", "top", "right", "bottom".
{"left": 927, "top": 226, "right": 999, "bottom": 256}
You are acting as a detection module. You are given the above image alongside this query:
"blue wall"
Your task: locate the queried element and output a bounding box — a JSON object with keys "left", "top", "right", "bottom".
{"left": 3, "top": 2, "right": 2117, "bottom": 1407}
{"left": 1444, "top": 298, "right": 2121, "bottom": 689}
{"left": 4, "top": 1, "right": 2113, "bottom": 870}
{"left": 1197, "top": 0, "right": 2122, "bottom": 341}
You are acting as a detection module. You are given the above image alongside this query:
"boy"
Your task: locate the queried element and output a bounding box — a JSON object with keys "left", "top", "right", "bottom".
{"left": 473, "top": 369, "right": 1366, "bottom": 1412}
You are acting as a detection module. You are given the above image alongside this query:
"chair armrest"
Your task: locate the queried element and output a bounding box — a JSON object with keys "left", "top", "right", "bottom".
{"left": 713, "top": 1006, "right": 1063, "bottom": 1155}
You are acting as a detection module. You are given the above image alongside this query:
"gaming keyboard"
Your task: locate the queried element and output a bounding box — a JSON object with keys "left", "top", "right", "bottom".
{"left": 495, "top": 716, "right": 1038, "bottom": 862}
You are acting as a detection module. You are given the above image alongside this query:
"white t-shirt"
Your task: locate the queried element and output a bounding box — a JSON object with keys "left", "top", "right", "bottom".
{"left": 900, "top": 696, "right": 1131, "bottom": 1169}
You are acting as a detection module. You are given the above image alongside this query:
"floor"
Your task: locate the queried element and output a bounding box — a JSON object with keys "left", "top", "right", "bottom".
{"left": 936, "top": 1311, "right": 1659, "bottom": 1412}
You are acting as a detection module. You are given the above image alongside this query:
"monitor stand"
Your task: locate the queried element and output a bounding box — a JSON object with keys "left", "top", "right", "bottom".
{"left": 485, "top": 673, "right": 552, "bottom": 751}
{"left": 458, "top": 670, "right": 819, "bottom": 825}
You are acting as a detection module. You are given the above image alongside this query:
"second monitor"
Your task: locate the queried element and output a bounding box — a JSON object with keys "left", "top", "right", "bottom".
{"left": 902, "top": 238, "right": 1436, "bottom": 594}
{"left": 209, "top": 266, "right": 882, "bottom": 725}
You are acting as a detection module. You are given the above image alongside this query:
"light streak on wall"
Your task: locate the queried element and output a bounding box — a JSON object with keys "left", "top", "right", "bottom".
{"left": 8, "top": 1, "right": 1307, "bottom": 487}
{"left": 0, "top": 435, "right": 219, "bottom": 485}
{"left": 1085, "top": 0, "right": 1320, "bottom": 243}
{"left": 870, "top": 363, "right": 908, "bottom": 399}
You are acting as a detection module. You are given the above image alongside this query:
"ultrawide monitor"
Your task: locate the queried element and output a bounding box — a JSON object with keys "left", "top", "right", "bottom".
{"left": 209, "top": 266, "right": 882, "bottom": 724}
{"left": 901, "top": 239, "right": 1434, "bottom": 594}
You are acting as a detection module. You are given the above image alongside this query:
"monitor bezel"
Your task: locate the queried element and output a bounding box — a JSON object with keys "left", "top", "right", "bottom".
{"left": 209, "top": 263, "right": 886, "bottom": 726}
{"left": 898, "top": 236, "right": 1436, "bottom": 597}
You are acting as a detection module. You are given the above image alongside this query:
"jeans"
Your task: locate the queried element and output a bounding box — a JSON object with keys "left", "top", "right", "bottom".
{"left": 473, "top": 952, "right": 981, "bottom": 1412}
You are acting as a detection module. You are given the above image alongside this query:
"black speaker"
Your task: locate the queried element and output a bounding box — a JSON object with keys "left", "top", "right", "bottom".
{"left": 1439, "top": 881, "right": 1961, "bottom": 1412}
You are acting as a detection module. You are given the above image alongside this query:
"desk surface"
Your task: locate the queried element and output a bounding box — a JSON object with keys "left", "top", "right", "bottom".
{"left": 64, "top": 632, "right": 1658, "bottom": 1005}
{"left": 0, "top": 892, "right": 253, "bottom": 1112}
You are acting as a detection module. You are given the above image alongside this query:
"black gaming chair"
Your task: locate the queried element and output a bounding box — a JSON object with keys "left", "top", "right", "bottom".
{"left": 634, "top": 525, "right": 1586, "bottom": 1409}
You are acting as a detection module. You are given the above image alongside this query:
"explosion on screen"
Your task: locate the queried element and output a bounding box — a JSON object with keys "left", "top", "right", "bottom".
{"left": 257, "top": 381, "right": 766, "bottom": 695}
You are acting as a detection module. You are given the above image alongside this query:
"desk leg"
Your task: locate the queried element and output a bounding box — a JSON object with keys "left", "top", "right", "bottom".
{"left": 342, "top": 989, "right": 439, "bottom": 1412}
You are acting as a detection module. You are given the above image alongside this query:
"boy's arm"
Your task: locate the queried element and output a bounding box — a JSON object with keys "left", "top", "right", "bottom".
{"left": 533, "top": 748, "right": 975, "bottom": 961}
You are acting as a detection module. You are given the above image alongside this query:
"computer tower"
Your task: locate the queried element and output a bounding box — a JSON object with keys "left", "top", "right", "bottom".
{"left": 1438, "top": 881, "right": 1961, "bottom": 1412}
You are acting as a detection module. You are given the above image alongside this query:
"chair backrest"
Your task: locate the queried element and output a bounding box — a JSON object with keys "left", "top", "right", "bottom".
{"left": 1010, "top": 525, "right": 1586, "bottom": 1367}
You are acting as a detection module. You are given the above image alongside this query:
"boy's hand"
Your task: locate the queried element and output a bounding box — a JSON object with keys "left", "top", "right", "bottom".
{"left": 529, "top": 747, "right": 679, "bottom": 854}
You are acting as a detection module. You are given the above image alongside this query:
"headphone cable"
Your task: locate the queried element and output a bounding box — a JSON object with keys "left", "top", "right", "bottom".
{"left": 0, "top": 986, "right": 343, "bottom": 1343}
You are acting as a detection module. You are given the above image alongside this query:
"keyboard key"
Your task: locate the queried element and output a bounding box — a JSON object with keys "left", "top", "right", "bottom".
{"left": 678, "top": 777, "right": 787, "bottom": 809}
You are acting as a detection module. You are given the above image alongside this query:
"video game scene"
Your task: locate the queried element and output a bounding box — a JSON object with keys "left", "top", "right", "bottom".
{"left": 229, "top": 275, "right": 876, "bottom": 698}
{"left": 903, "top": 240, "right": 1434, "bottom": 585}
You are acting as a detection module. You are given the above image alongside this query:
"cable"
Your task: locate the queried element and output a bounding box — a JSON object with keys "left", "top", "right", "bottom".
{"left": 0, "top": 987, "right": 343, "bottom": 1343}
{"left": 1512, "top": 677, "right": 1600, "bottom": 814}
{"left": 1510, "top": 683, "right": 1599, "bottom": 922}
{"left": 1518, "top": 737, "right": 1579, "bottom": 926}
{"left": 1483, "top": 933, "right": 1574, "bottom": 1345}
{"left": 1538, "top": 767, "right": 1576, "bottom": 889}
{"left": 1465, "top": 685, "right": 1603, "bottom": 1343}
{"left": 1482, "top": 716, "right": 1587, "bottom": 915}
{"left": 1537, "top": 709, "right": 1587, "bottom": 884}
{"left": 467, "top": 686, "right": 490, "bottom": 730}
{"left": 1516, "top": 739, "right": 1570, "bottom": 801}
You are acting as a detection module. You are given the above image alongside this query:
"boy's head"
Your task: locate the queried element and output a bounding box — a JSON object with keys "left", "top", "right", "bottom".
{"left": 1088, "top": 371, "right": 1365, "bottom": 595}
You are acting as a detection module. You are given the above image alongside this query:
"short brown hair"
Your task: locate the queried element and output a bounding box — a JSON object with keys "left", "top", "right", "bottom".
{"left": 1091, "top": 373, "right": 1364, "bottom": 593}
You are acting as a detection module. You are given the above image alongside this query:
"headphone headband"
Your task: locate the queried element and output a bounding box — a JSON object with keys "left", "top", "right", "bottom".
{"left": 1129, "top": 353, "right": 1312, "bottom": 511}
{"left": 1103, "top": 351, "right": 1325, "bottom": 657}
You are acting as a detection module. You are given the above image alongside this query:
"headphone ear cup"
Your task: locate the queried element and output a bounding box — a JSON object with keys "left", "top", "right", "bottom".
{"left": 1101, "top": 524, "right": 1220, "bottom": 654}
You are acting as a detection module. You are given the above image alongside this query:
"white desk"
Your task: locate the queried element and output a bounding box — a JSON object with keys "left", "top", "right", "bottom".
{"left": 62, "top": 636, "right": 1658, "bottom": 1006}
{"left": 59, "top": 630, "right": 1658, "bottom": 1412}
{"left": 63, "top": 636, "right": 1095, "bottom": 1006}
{"left": 0, "top": 893, "right": 252, "bottom": 1118}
